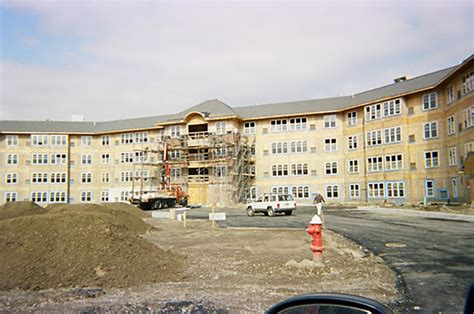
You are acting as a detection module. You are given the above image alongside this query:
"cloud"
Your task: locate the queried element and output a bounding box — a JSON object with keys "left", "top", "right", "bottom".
{"left": 1, "top": 0, "right": 472, "bottom": 121}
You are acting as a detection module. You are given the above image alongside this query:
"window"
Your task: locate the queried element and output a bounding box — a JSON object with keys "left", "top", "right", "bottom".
{"left": 31, "top": 134, "right": 49, "bottom": 146}
{"left": 135, "top": 132, "right": 148, "bottom": 143}
{"left": 289, "top": 117, "right": 307, "bottom": 131}
{"left": 244, "top": 122, "right": 256, "bottom": 134}
{"left": 348, "top": 160, "right": 359, "bottom": 174}
{"left": 213, "top": 147, "right": 227, "bottom": 158}
{"left": 102, "top": 135, "right": 110, "bottom": 146}
{"left": 50, "top": 135, "right": 67, "bottom": 146}
{"left": 101, "top": 172, "right": 110, "bottom": 183}
{"left": 121, "top": 152, "right": 134, "bottom": 163}
{"left": 134, "top": 151, "right": 148, "bottom": 163}
{"left": 81, "top": 154, "right": 92, "bottom": 165}
{"left": 383, "top": 99, "right": 402, "bottom": 117}
{"left": 121, "top": 133, "right": 134, "bottom": 144}
{"left": 101, "top": 191, "right": 109, "bottom": 202}
{"left": 425, "top": 151, "right": 439, "bottom": 168}
{"left": 347, "top": 112, "right": 357, "bottom": 126}
{"left": 49, "top": 191, "right": 66, "bottom": 203}
{"left": 463, "top": 106, "right": 474, "bottom": 129}
{"left": 291, "top": 186, "right": 310, "bottom": 199}
{"left": 365, "top": 104, "right": 382, "bottom": 121}
{"left": 386, "top": 182, "right": 405, "bottom": 198}
{"left": 384, "top": 126, "right": 402, "bottom": 144}
{"left": 368, "top": 182, "right": 385, "bottom": 198}
{"left": 422, "top": 92, "right": 437, "bottom": 111}
{"left": 462, "top": 71, "right": 473, "bottom": 95}
{"left": 32, "top": 153, "right": 48, "bottom": 165}
{"left": 246, "top": 187, "right": 258, "bottom": 200}
{"left": 6, "top": 173, "right": 18, "bottom": 184}
{"left": 452, "top": 177, "right": 458, "bottom": 198}
{"left": 272, "top": 186, "right": 290, "bottom": 196}
{"left": 120, "top": 171, "right": 134, "bottom": 182}
{"left": 31, "top": 191, "right": 48, "bottom": 203}
{"left": 101, "top": 153, "right": 110, "bottom": 164}
{"left": 81, "top": 172, "right": 92, "bottom": 184}
{"left": 425, "top": 180, "right": 435, "bottom": 198}
{"left": 50, "top": 172, "right": 67, "bottom": 184}
{"left": 348, "top": 136, "right": 358, "bottom": 150}
{"left": 80, "top": 191, "right": 92, "bottom": 203}
{"left": 385, "top": 154, "right": 403, "bottom": 171}
{"left": 447, "top": 85, "right": 455, "bottom": 104}
{"left": 271, "top": 142, "right": 288, "bottom": 155}
{"left": 326, "top": 185, "right": 339, "bottom": 198}
{"left": 270, "top": 119, "right": 288, "bottom": 132}
{"left": 169, "top": 150, "right": 181, "bottom": 160}
{"left": 291, "top": 163, "right": 308, "bottom": 176}
{"left": 32, "top": 172, "right": 48, "bottom": 184}
{"left": 81, "top": 136, "right": 92, "bottom": 146}
{"left": 367, "top": 156, "right": 383, "bottom": 172}
{"left": 272, "top": 164, "right": 289, "bottom": 177}
{"left": 447, "top": 116, "right": 455, "bottom": 135}
{"left": 423, "top": 122, "right": 438, "bottom": 139}
{"left": 290, "top": 140, "right": 308, "bottom": 153}
{"left": 6, "top": 154, "right": 19, "bottom": 165}
{"left": 366, "top": 130, "right": 382, "bottom": 146}
{"left": 465, "top": 142, "right": 474, "bottom": 157}
{"left": 449, "top": 147, "right": 457, "bottom": 166}
{"left": 6, "top": 135, "right": 18, "bottom": 146}
{"left": 170, "top": 126, "right": 181, "bottom": 138}
{"left": 50, "top": 153, "right": 67, "bottom": 165}
{"left": 171, "top": 168, "right": 182, "bottom": 181}
{"left": 134, "top": 170, "right": 149, "bottom": 182}
{"left": 323, "top": 115, "right": 337, "bottom": 128}
{"left": 215, "top": 166, "right": 227, "bottom": 177}
{"left": 324, "top": 138, "right": 337, "bottom": 152}
{"left": 325, "top": 161, "right": 338, "bottom": 175}
{"left": 5, "top": 192, "right": 17, "bottom": 202}
{"left": 349, "top": 184, "right": 360, "bottom": 198}
{"left": 120, "top": 191, "right": 129, "bottom": 202}
{"left": 216, "top": 121, "right": 226, "bottom": 135}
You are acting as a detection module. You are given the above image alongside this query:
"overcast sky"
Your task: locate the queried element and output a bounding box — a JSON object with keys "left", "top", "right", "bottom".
{"left": 0, "top": 0, "right": 472, "bottom": 121}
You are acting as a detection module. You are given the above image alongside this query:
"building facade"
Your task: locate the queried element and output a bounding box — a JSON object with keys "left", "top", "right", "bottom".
{"left": 1, "top": 55, "right": 473, "bottom": 206}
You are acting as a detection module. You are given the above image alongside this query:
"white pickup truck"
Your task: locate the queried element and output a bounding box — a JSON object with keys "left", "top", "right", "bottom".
{"left": 246, "top": 194, "right": 296, "bottom": 217}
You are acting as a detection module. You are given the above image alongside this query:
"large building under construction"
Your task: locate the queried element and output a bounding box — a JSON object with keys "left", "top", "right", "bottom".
{"left": 1, "top": 55, "right": 474, "bottom": 206}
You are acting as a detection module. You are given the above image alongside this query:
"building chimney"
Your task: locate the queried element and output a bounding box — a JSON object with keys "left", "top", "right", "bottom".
{"left": 394, "top": 76, "right": 407, "bottom": 83}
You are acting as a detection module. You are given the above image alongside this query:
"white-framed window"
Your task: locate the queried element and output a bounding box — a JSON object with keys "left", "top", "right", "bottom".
{"left": 101, "top": 191, "right": 109, "bottom": 202}
{"left": 134, "top": 151, "right": 148, "bottom": 163}
{"left": 32, "top": 172, "right": 48, "bottom": 184}
{"left": 5, "top": 173, "right": 18, "bottom": 184}
{"left": 50, "top": 135, "right": 67, "bottom": 146}
{"left": 101, "top": 153, "right": 110, "bottom": 164}
{"left": 349, "top": 184, "right": 360, "bottom": 198}
{"left": 385, "top": 154, "right": 403, "bottom": 171}
{"left": 32, "top": 153, "right": 48, "bottom": 165}
{"left": 31, "top": 134, "right": 49, "bottom": 146}
{"left": 384, "top": 126, "right": 402, "bottom": 144}
{"left": 449, "top": 147, "right": 457, "bottom": 166}
{"left": 463, "top": 106, "right": 474, "bottom": 129}
{"left": 323, "top": 115, "right": 337, "bottom": 128}
{"left": 465, "top": 142, "right": 474, "bottom": 157}
{"left": 425, "top": 179, "right": 435, "bottom": 198}
{"left": 5, "top": 192, "right": 17, "bottom": 202}
{"left": 289, "top": 117, "right": 307, "bottom": 131}
{"left": 368, "top": 182, "right": 385, "bottom": 198}
{"left": 365, "top": 104, "right": 382, "bottom": 121}
{"left": 367, "top": 156, "right": 383, "bottom": 172}
{"left": 81, "top": 154, "right": 92, "bottom": 165}
{"left": 291, "top": 186, "right": 310, "bottom": 199}
{"left": 326, "top": 185, "right": 339, "bottom": 198}
{"left": 290, "top": 163, "right": 308, "bottom": 176}
{"left": 348, "top": 136, "right": 358, "bottom": 150}
{"left": 272, "top": 164, "right": 289, "bottom": 177}
{"left": 102, "top": 135, "right": 110, "bottom": 146}
{"left": 121, "top": 133, "right": 134, "bottom": 144}
{"left": 31, "top": 191, "right": 48, "bottom": 203}
{"left": 447, "top": 116, "right": 455, "bottom": 135}
{"left": 347, "top": 111, "right": 357, "bottom": 126}
{"left": 170, "top": 126, "right": 181, "bottom": 138}
{"left": 80, "top": 191, "right": 92, "bottom": 203}
{"left": 386, "top": 181, "right": 405, "bottom": 198}
{"left": 50, "top": 172, "right": 67, "bottom": 184}
{"left": 425, "top": 151, "right": 439, "bottom": 168}
{"left": 6, "top": 135, "right": 18, "bottom": 146}
{"left": 246, "top": 186, "right": 258, "bottom": 200}
{"left": 423, "top": 122, "right": 438, "bottom": 139}
{"left": 50, "top": 153, "right": 67, "bottom": 165}
{"left": 447, "top": 85, "right": 455, "bottom": 104}
{"left": 171, "top": 168, "right": 182, "bottom": 181}
{"left": 452, "top": 177, "right": 458, "bottom": 198}
{"left": 272, "top": 186, "right": 290, "bottom": 196}
{"left": 101, "top": 172, "right": 111, "bottom": 183}
{"left": 135, "top": 131, "right": 148, "bottom": 143}
{"left": 248, "top": 164, "right": 256, "bottom": 175}
{"left": 324, "top": 138, "right": 337, "bottom": 152}
{"left": 270, "top": 119, "right": 288, "bottom": 132}
{"left": 120, "top": 152, "right": 134, "bottom": 163}
{"left": 215, "top": 165, "right": 227, "bottom": 178}
{"left": 348, "top": 160, "right": 359, "bottom": 174}
{"left": 6, "top": 154, "right": 19, "bottom": 165}
{"left": 290, "top": 140, "right": 308, "bottom": 153}
{"left": 134, "top": 170, "right": 149, "bottom": 182}
{"left": 244, "top": 121, "right": 256, "bottom": 134}
{"left": 383, "top": 99, "right": 402, "bottom": 117}
{"left": 216, "top": 121, "right": 227, "bottom": 135}
{"left": 81, "top": 172, "right": 93, "bottom": 184}
{"left": 120, "top": 171, "right": 134, "bottom": 182}
{"left": 422, "top": 92, "right": 437, "bottom": 111}
{"left": 325, "top": 161, "right": 338, "bottom": 175}
{"left": 81, "top": 136, "right": 92, "bottom": 146}
{"left": 49, "top": 191, "right": 66, "bottom": 203}
{"left": 271, "top": 142, "right": 288, "bottom": 155}
{"left": 169, "top": 149, "right": 181, "bottom": 160}
{"left": 366, "top": 130, "right": 382, "bottom": 146}
{"left": 462, "top": 71, "right": 473, "bottom": 95}
{"left": 120, "top": 191, "right": 129, "bottom": 202}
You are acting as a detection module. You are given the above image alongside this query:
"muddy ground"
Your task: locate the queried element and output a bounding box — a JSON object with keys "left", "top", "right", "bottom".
{"left": 0, "top": 210, "right": 400, "bottom": 313}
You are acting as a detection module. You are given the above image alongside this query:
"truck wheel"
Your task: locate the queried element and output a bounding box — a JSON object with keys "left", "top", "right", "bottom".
{"left": 284, "top": 210, "right": 293, "bottom": 216}
{"left": 247, "top": 207, "right": 254, "bottom": 217}
{"left": 267, "top": 207, "right": 275, "bottom": 217}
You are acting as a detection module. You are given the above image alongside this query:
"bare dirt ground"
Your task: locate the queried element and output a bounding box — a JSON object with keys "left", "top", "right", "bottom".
{"left": 1, "top": 212, "right": 399, "bottom": 313}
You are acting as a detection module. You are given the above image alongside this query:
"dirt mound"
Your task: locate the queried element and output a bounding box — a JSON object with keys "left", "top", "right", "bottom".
{"left": 0, "top": 201, "right": 47, "bottom": 221}
{"left": 102, "top": 202, "right": 151, "bottom": 219}
{"left": 0, "top": 204, "right": 185, "bottom": 290}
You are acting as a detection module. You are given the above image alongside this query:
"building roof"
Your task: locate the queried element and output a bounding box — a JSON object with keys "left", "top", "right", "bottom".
{"left": 1, "top": 55, "right": 471, "bottom": 134}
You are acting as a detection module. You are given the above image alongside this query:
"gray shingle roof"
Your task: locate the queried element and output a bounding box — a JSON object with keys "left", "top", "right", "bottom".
{"left": 176, "top": 99, "right": 238, "bottom": 119}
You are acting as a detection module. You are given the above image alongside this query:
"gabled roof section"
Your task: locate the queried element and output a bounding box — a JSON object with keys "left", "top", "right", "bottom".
{"left": 176, "top": 99, "right": 238, "bottom": 119}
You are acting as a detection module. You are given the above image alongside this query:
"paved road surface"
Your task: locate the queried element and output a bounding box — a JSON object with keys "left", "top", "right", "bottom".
{"left": 185, "top": 206, "right": 474, "bottom": 312}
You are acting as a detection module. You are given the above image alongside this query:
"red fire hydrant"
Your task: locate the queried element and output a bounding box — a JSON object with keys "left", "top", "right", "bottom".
{"left": 306, "top": 215, "right": 323, "bottom": 263}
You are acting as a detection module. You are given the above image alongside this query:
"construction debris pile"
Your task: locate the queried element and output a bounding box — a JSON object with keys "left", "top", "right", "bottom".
{"left": 0, "top": 202, "right": 185, "bottom": 290}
